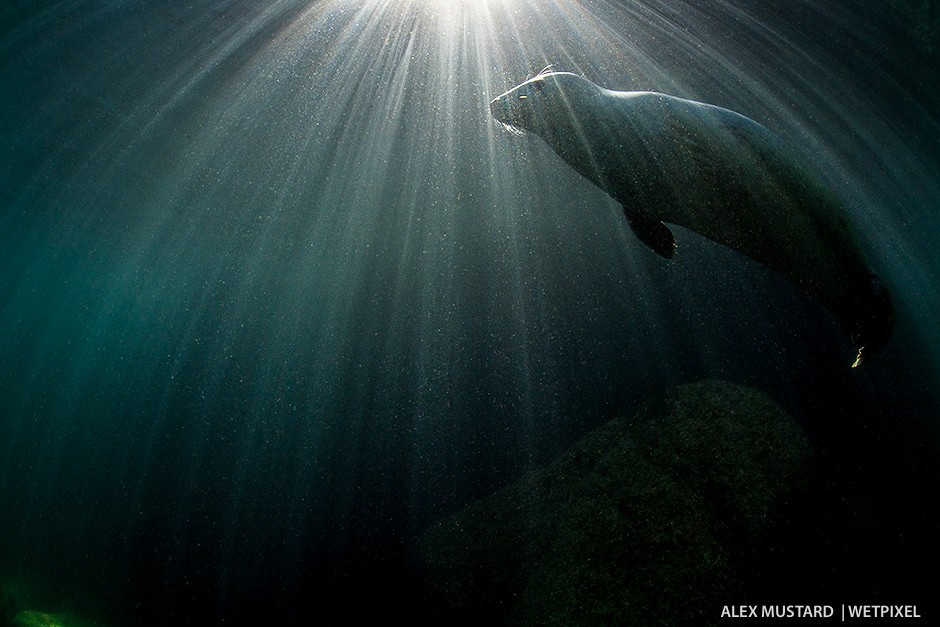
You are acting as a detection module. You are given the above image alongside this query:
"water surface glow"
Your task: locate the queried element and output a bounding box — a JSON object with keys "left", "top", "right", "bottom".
{"left": 1, "top": 0, "right": 938, "bottom": 623}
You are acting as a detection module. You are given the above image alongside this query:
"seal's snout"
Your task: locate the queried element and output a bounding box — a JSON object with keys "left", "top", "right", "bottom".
{"left": 489, "top": 95, "right": 508, "bottom": 123}
{"left": 490, "top": 94, "right": 523, "bottom": 132}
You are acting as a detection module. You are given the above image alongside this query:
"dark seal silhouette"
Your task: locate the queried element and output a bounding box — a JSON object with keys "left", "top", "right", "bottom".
{"left": 491, "top": 71, "right": 894, "bottom": 366}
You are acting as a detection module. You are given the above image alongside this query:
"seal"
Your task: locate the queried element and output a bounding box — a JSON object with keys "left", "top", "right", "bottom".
{"left": 490, "top": 71, "right": 894, "bottom": 367}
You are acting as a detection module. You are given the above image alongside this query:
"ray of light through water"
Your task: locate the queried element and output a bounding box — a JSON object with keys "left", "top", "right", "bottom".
{"left": 1, "top": 0, "right": 938, "bottom": 623}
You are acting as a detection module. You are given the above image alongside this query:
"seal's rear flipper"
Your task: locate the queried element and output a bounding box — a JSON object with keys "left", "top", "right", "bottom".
{"left": 626, "top": 211, "right": 677, "bottom": 259}
{"left": 843, "top": 273, "right": 895, "bottom": 368}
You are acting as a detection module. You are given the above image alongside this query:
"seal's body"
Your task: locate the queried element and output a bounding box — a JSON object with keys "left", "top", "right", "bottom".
{"left": 490, "top": 72, "right": 893, "bottom": 366}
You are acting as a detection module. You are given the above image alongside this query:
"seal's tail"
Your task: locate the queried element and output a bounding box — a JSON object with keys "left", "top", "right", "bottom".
{"left": 846, "top": 273, "right": 895, "bottom": 368}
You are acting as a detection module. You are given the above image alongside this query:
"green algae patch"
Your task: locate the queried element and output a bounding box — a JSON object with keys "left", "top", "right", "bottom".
{"left": 11, "top": 610, "right": 103, "bottom": 627}
{"left": 12, "top": 611, "right": 64, "bottom": 627}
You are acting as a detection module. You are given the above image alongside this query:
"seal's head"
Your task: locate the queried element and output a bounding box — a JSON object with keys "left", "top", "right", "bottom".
{"left": 489, "top": 71, "right": 602, "bottom": 137}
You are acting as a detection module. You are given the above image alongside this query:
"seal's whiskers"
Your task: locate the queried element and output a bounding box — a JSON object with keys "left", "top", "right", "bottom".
{"left": 499, "top": 121, "right": 526, "bottom": 136}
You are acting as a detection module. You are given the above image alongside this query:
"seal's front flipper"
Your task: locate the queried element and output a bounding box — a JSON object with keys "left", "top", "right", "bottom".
{"left": 625, "top": 211, "right": 677, "bottom": 259}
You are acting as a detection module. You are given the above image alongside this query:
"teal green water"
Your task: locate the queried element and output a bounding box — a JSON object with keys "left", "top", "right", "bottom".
{"left": 1, "top": 1, "right": 938, "bottom": 624}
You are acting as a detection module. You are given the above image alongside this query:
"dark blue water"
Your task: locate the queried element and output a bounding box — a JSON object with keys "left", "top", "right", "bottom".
{"left": 2, "top": 1, "right": 938, "bottom": 624}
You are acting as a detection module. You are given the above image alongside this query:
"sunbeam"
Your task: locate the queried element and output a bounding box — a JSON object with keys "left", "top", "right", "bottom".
{"left": 1, "top": 1, "right": 938, "bottom": 624}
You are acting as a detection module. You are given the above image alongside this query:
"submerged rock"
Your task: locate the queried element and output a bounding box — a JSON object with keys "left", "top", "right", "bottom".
{"left": 420, "top": 380, "right": 813, "bottom": 625}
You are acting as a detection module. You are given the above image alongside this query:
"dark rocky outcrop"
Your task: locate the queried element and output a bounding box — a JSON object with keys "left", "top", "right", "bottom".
{"left": 420, "top": 380, "right": 813, "bottom": 625}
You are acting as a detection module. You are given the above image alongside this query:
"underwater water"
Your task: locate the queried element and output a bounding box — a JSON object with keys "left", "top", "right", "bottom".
{"left": 1, "top": 0, "right": 938, "bottom": 624}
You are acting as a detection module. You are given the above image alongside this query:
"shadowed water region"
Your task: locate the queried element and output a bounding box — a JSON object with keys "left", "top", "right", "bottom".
{"left": 1, "top": 0, "right": 938, "bottom": 624}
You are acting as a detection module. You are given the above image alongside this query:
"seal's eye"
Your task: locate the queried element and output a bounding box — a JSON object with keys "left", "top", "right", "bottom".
{"left": 519, "top": 81, "right": 544, "bottom": 101}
